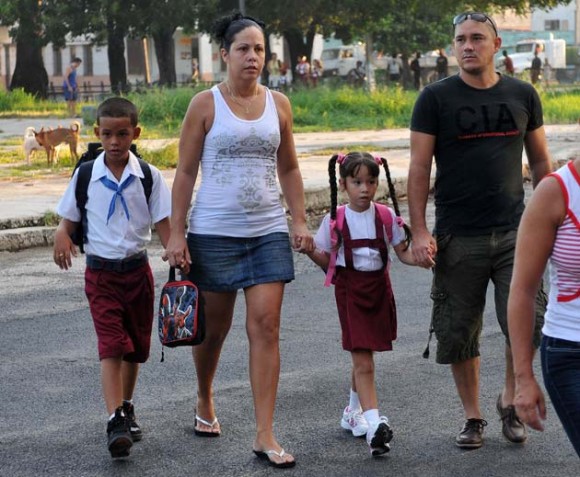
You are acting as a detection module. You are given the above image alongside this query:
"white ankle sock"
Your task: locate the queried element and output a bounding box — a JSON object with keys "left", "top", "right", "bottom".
{"left": 109, "top": 407, "right": 126, "bottom": 421}
{"left": 349, "top": 390, "right": 361, "bottom": 411}
{"left": 363, "top": 409, "right": 380, "bottom": 427}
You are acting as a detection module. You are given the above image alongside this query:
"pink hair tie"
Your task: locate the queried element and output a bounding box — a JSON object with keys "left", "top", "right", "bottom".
{"left": 337, "top": 153, "right": 346, "bottom": 164}
{"left": 374, "top": 156, "right": 383, "bottom": 165}
{"left": 395, "top": 217, "right": 405, "bottom": 227}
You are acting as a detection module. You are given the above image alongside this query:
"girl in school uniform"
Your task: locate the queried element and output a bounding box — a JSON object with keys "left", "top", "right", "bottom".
{"left": 303, "top": 152, "right": 433, "bottom": 456}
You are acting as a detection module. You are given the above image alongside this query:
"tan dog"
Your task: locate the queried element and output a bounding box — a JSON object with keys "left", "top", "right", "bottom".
{"left": 34, "top": 121, "right": 81, "bottom": 165}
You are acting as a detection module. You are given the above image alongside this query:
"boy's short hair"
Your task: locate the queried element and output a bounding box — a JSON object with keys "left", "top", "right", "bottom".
{"left": 96, "top": 97, "right": 139, "bottom": 127}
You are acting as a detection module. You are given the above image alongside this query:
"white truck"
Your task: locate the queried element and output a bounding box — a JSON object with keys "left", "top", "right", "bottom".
{"left": 500, "top": 37, "right": 566, "bottom": 75}
{"left": 320, "top": 44, "right": 388, "bottom": 79}
{"left": 320, "top": 44, "right": 366, "bottom": 78}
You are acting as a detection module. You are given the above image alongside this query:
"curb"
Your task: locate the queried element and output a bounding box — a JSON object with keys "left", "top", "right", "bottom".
{"left": 0, "top": 160, "right": 565, "bottom": 253}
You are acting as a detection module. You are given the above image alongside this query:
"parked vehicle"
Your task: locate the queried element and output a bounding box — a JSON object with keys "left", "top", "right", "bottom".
{"left": 320, "top": 44, "right": 388, "bottom": 79}
{"left": 321, "top": 44, "right": 366, "bottom": 78}
{"left": 497, "top": 37, "right": 566, "bottom": 75}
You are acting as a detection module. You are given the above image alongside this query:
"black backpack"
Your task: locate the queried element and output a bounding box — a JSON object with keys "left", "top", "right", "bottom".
{"left": 71, "top": 142, "right": 153, "bottom": 253}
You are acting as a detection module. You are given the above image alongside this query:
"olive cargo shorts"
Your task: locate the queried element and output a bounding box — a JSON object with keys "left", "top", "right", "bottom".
{"left": 430, "top": 230, "right": 546, "bottom": 364}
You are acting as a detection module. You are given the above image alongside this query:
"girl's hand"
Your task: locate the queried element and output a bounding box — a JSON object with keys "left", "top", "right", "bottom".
{"left": 291, "top": 223, "right": 314, "bottom": 253}
{"left": 412, "top": 228, "right": 437, "bottom": 268}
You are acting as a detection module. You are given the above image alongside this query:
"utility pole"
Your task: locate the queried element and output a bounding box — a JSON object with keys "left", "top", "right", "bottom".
{"left": 239, "top": 0, "right": 246, "bottom": 15}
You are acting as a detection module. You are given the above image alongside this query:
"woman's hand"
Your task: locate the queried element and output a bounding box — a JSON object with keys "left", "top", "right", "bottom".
{"left": 164, "top": 232, "right": 191, "bottom": 274}
{"left": 514, "top": 375, "right": 547, "bottom": 431}
{"left": 291, "top": 222, "right": 314, "bottom": 253}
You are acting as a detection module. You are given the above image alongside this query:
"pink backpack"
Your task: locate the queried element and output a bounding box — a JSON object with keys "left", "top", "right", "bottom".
{"left": 324, "top": 203, "right": 394, "bottom": 287}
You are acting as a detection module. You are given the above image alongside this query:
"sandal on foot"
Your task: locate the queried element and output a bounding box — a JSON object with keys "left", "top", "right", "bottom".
{"left": 194, "top": 414, "right": 221, "bottom": 437}
{"left": 253, "top": 449, "right": 296, "bottom": 469}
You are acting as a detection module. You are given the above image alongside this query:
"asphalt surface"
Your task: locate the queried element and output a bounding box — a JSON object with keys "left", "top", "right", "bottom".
{"left": 1, "top": 214, "right": 579, "bottom": 476}
{"left": 0, "top": 118, "right": 579, "bottom": 475}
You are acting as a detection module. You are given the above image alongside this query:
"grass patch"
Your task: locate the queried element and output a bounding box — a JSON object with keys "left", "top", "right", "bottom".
{"left": 541, "top": 88, "right": 580, "bottom": 124}
{"left": 0, "top": 84, "right": 579, "bottom": 172}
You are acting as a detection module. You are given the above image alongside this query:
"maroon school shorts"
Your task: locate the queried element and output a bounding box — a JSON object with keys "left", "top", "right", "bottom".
{"left": 85, "top": 263, "right": 154, "bottom": 362}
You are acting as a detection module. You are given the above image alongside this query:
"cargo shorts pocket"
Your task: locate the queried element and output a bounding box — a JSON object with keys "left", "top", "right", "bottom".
{"left": 422, "top": 289, "right": 448, "bottom": 359}
{"left": 430, "top": 289, "right": 449, "bottom": 340}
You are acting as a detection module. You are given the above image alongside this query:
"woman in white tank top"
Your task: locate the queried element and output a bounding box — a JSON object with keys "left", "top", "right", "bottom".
{"left": 508, "top": 158, "right": 580, "bottom": 457}
{"left": 165, "top": 12, "right": 313, "bottom": 469}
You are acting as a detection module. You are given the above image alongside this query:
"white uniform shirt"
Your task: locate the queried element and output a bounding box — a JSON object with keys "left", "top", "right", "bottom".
{"left": 57, "top": 151, "right": 171, "bottom": 259}
{"left": 314, "top": 202, "right": 404, "bottom": 271}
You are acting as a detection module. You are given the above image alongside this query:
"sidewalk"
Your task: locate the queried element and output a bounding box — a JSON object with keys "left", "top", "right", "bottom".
{"left": 0, "top": 120, "right": 578, "bottom": 251}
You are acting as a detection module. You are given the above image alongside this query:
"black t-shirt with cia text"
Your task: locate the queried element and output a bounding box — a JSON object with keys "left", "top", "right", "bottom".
{"left": 410, "top": 74, "right": 543, "bottom": 236}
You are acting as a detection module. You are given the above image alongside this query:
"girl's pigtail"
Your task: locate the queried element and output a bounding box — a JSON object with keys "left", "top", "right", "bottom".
{"left": 380, "top": 157, "right": 411, "bottom": 247}
{"left": 328, "top": 155, "right": 339, "bottom": 221}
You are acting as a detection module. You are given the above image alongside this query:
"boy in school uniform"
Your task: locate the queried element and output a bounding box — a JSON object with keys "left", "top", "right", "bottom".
{"left": 53, "top": 97, "right": 171, "bottom": 458}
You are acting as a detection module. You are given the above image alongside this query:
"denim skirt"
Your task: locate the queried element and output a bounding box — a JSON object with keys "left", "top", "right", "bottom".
{"left": 186, "top": 232, "right": 295, "bottom": 292}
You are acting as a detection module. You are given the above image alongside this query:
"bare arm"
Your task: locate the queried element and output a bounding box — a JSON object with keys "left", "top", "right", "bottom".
{"left": 508, "top": 175, "right": 564, "bottom": 431}
{"left": 393, "top": 242, "right": 434, "bottom": 268}
{"left": 303, "top": 248, "right": 330, "bottom": 270}
{"left": 154, "top": 217, "right": 171, "bottom": 249}
{"left": 165, "top": 91, "right": 212, "bottom": 272}
{"left": 524, "top": 126, "right": 552, "bottom": 187}
{"left": 273, "top": 91, "right": 313, "bottom": 252}
{"left": 408, "top": 131, "right": 436, "bottom": 266}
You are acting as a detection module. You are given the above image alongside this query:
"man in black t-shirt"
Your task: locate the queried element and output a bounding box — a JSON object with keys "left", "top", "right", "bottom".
{"left": 408, "top": 11, "right": 552, "bottom": 450}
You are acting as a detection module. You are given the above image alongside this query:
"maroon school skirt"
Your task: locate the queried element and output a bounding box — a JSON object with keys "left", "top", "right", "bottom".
{"left": 334, "top": 267, "right": 397, "bottom": 351}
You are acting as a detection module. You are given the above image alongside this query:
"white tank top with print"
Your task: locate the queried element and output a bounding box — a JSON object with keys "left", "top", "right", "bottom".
{"left": 188, "top": 85, "right": 288, "bottom": 237}
{"left": 543, "top": 161, "right": 580, "bottom": 341}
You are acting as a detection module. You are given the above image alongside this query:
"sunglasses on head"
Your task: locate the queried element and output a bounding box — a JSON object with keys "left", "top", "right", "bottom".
{"left": 453, "top": 12, "right": 498, "bottom": 37}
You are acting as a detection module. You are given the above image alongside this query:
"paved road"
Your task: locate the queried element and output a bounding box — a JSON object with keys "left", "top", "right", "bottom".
{"left": 0, "top": 238, "right": 578, "bottom": 476}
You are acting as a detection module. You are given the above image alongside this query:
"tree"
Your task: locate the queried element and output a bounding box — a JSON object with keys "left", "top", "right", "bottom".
{"left": 0, "top": 0, "right": 71, "bottom": 97}
{"left": 132, "top": 0, "right": 209, "bottom": 87}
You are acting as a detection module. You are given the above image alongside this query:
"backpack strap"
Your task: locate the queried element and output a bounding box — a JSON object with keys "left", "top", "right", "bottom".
{"left": 74, "top": 160, "right": 95, "bottom": 253}
{"left": 137, "top": 158, "right": 153, "bottom": 204}
{"left": 324, "top": 206, "right": 346, "bottom": 287}
{"left": 374, "top": 203, "right": 394, "bottom": 243}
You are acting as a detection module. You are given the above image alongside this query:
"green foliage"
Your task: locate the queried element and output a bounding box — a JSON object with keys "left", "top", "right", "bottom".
{"left": 566, "top": 46, "right": 580, "bottom": 66}
{"left": 541, "top": 88, "right": 580, "bottom": 123}
{"left": 142, "top": 141, "right": 179, "bottom": 169}
{"left": 128, "top": 88, "right": 196, "bottom": 133}
{"left": 290, "top": 86, "right": 418, "bottom": 130}
{"left": 0, "top": 89, "right": 67, "bottom": 116}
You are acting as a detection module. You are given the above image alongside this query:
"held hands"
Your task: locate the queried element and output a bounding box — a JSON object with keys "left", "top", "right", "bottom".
{"left": 291, "top": 223, "right": 314, "bottom": 253}
{"left": 411, "top": 229, "right": 437, "bottom": 269}
{"left": 514, "top": 376, "right": 547, "bottom": 432}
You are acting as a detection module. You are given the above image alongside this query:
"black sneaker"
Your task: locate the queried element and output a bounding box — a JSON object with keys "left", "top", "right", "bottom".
{"left": 122, "top": 401, "right": 143, "bottom": 442}
{"left": 366, "top": 417, "right": 393, "bottom": 456}
{"left": 456, "top": 418, "right": 488, "bottom": 449}
{"left": 107, "top": 407, "right": 133, "bottom": 458}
